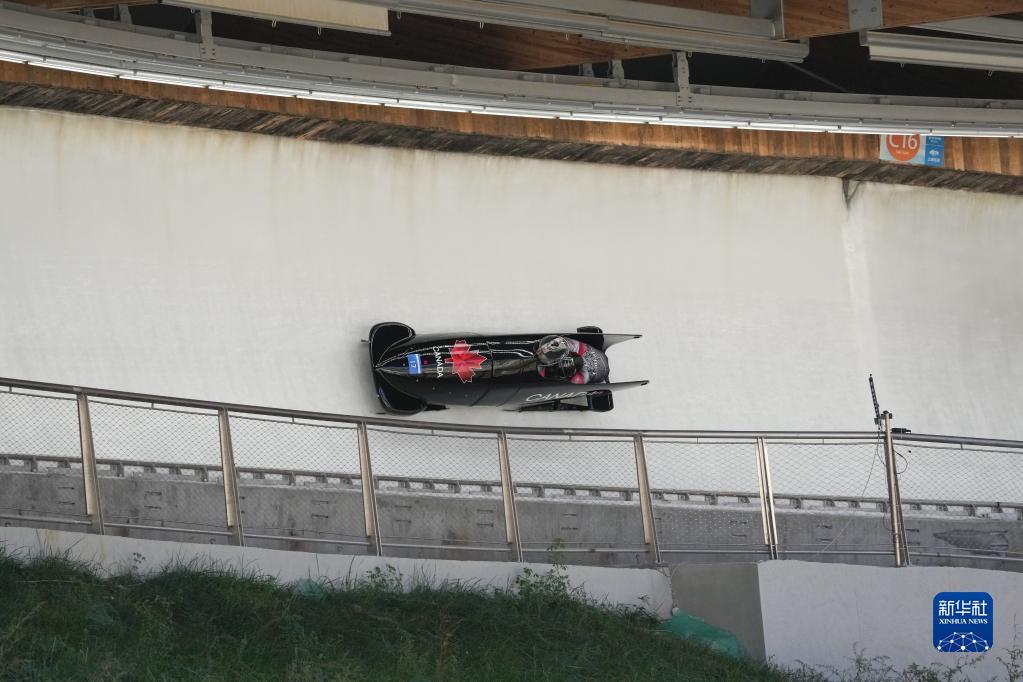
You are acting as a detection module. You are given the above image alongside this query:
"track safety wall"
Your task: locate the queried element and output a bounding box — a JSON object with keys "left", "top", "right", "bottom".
{"left": 1, "top": 107, "right": 1022, "bottom": 437}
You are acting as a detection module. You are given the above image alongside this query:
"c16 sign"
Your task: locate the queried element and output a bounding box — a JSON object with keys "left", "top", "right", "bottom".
{"left": 880, "top": 134, "right": 945, "bottom": 167}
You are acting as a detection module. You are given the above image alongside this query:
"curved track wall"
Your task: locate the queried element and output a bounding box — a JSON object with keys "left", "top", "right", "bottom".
{"left": 1, "top": 107, "right": 1021, "bottom": 436}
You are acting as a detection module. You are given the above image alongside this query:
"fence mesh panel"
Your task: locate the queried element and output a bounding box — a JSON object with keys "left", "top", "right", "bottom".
{"left": 89, "top": 400, "right": 227, "bottom": 535}
{"left": 0, "top": 389, "right": 86, "bottom": 522}
{"left": 506, "top": 436, "right": 645, "bottom": 559}
{"left": 766, "top": 439, "right": 893, "bottom": 559}
{"left": 645, "top": 439, "right": 767, "bottom": 556}
{"left": 366, "top": 427, "right": 506, "bottom": 553}
{"left": 767, "top": 440, "right": 888, "bottom": 499}
{"left": 893, "top": 440, "right": 1023, "bottom": 563}
{"left": 894, "top": 443, "right": 1023, "bottom": 505}
{"left": 7, "top": 376, "right": 1023, "bottom": 573}
{"left": 229, "top": 415, "right": 365, "bottom": 549}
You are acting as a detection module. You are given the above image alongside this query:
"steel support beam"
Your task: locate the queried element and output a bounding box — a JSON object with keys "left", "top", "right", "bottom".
{"left": 218, "top": 408, "right": 244, "bottom": 545}
{"left": 881, "top": 412, "right": 910, "bottom": 567}
{"left": 496, "top": 431, "right": 522, "bottom": 562}
{"left": 76, "top": 392, "right": 104, "bottom": 534}
{"left": 750, "top": 0, "right": 783, "bottom": 38}
{"left": 194, "top": 8, "right": 217, "bottom": 61}
{"left": 633, "top": 434, "right": 661, "bottom": 565}
{"left": 342, "top": 0, "right": 804, "bottom": 60}
{"left": 368, "top": 0, "right": 778, "bottom": 37}
{"left": 357, "top": 422, "right": 383, "bottom": 556}
{"left": 166, "top": 0, "right": 390, "bottom": 36}
{"left": 848, "top": 0, "right": 883, "bottom": 31}
{"left": 757, "top": 439, "right": 777, "bottom": 556}
{"left": 914, "top": 17, "right": 1023, "bottom": 43}
{"left": 863, "top": 30, "right": 1023, "bottom": 74}
{"left": 756, "top": 437, "right": 780, "bottom": 559}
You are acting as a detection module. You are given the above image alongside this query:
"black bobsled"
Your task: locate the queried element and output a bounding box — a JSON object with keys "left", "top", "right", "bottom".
{"left": 368, "top": 322, "right": 648, "bottom": 415}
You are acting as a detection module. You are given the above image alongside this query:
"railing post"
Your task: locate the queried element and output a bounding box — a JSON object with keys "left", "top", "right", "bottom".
{"left": 496, "top": 431, "right": 522, "bottom": 562}
{"left": 217, "top": 408, "right": 244, "bottom": 546}
{"left": 754, "top": 438, "right": 770, "bottom": 553}
{"left": 756, "top": 437, "right": 780, "bottom": 559}
{"left": 76, "top": 392, "right": 104, "bottom": 535}
{"left": 881, "top": 412, "right": 910, "bottom": 566}
{"left": 357, "top": 422, "right": 383, "bottom": 556}
{"left": 633, "top": 434, "right": 661, "bottom": 565}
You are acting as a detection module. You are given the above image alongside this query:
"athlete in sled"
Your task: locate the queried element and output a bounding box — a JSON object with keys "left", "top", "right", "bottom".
{"left": 535, "top": 334, "right": 610, "bottom": 384}
{"left": 367, "top": 323, "right": 647, "bottom": 415}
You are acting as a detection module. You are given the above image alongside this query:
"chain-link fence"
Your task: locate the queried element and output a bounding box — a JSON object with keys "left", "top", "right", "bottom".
{"left": 506, "top": 435, "right": 647, "bottom": 565}
{"left": 892, "top": 439, "right": 1023, "bottom": 566}
{"left": 366, "top": 426, "right": 508, "bottom": 559}
{"left": 765, "top": 438, "right": 894, "bottom": 563}
{"left": 229, "top": 415, "right": 367, "bottom": 553}
{"left": 3, "top": 378, "right": 1023, "bottom": 572}
{"left": 89, "top": 399, "right": 230, "bottom": 541}
{"left": 0, "top": 388, "right": 86, "bottom": 526}
{"left": 645, "top": 439, "right": 768, "bottom": 561}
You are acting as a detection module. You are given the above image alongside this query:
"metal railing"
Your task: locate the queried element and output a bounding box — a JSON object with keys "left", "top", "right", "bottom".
{"left": 1, "top": 377, "right": 1021, "bottom": 569}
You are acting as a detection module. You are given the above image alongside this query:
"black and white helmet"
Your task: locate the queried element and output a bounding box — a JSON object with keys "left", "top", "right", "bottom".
{"left": 536, "top": 335, "right": 570, "bottom": 365}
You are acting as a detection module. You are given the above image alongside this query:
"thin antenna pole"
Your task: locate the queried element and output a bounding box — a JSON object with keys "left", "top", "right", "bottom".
{"left": 869, "top": 374, "right": 882, "bottom": 426}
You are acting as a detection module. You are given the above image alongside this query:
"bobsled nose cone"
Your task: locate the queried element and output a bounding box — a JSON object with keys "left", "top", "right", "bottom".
{"left": 376, "top": 353, "right": 416, "bottom": 375}
{"left": 375, "top": 360, "right": 398, "bottom": 372}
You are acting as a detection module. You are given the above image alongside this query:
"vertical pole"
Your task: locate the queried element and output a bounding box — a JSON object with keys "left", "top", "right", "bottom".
{"left": 633, "top": 434, "right": 661, "bottom": 565}
{"left": 758, "top": 437, "right": 780, "bottom": 560}
{"left": 881, "top": 412, "right": 909, "bottom": 566}
{"left": 218, "top": 408, "right": 244, "bottom": 546}
{"left": 357, "top": 422, "right": 382, "bottom": 556}
{"left": 754, "top": 438, "right": 773, "bottom": 558}
{"left": 76, "top": 392, "right": 104, "bottom": 535}
{"left": 497, "top": 431, "right": 522, "bottom": 562}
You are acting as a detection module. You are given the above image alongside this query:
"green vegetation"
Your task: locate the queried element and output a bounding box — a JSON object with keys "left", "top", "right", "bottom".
{"left": 787, "top": 645, "right": 1023, "bottom": 682}
{"left": 5, "top": 550, "right": 1017, "bottom": 681}
{"left": 0, "top": 551, "right": 786, "bottom": 681}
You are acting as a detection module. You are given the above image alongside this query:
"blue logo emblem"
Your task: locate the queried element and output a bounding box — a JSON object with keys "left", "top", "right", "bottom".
{"left": 934, "top": 592, "right": 993, "bottom": 653}
{"left": 925, "top": 146, "right": 945, "bottom": 167}
{"left": 407, "top": 353, "right": 422, "bottom": 375}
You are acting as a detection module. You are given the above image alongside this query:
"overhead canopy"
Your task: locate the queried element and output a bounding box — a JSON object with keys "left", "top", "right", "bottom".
{"left": 164, "top": 0, "right": 389, "bottom": 35}
{"left": 14, "top": 0, "right": 1023, "bottom": 70}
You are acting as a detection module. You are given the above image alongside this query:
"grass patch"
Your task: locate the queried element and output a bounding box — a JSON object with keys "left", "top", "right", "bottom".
{"left": 0, "top": 550, "right": 787, "bottom": 681}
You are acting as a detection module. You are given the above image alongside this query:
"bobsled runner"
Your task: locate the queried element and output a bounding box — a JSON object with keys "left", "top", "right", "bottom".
{"left": 368, "top": 322, "right": 648, "bottom": 415}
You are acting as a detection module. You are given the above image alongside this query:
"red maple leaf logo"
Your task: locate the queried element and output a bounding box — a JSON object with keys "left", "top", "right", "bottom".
{"left": 446, "top": 340, "right": 486, "bottom": 383}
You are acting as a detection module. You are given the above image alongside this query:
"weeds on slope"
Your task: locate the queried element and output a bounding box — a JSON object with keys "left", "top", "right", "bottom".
{"left": 0, "top": 550, "right": 785, "bottom": 681}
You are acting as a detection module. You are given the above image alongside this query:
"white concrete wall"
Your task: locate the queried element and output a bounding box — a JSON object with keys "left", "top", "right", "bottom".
{"left": 0, "top": 526, "right": 672, "bottom": 617}
{"left": 1, "top": 107, "right": 1022, "bottom": 437}
{"left": 758, "top": 561, "right": 1023, "bottom": 680}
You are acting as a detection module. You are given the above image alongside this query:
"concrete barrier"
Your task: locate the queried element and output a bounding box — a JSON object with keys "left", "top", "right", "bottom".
{"left": 0, "top": 526, "right": 673, "bottom": 618}
{"left": 671, "top": 560, "right": 1023, "bottom": 679}
{"left": 3, "top": 467, "right": 1021, "bottom": 571}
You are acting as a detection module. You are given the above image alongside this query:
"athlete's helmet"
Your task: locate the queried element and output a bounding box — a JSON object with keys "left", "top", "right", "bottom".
{"left": 536, "top": 335, "right": 570, "bottom": 365}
